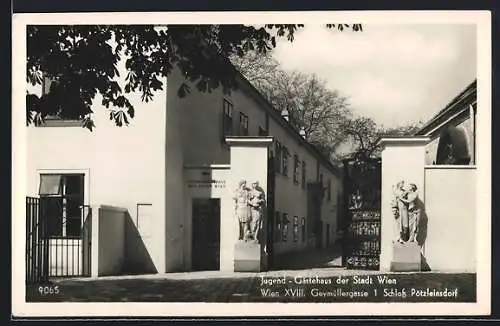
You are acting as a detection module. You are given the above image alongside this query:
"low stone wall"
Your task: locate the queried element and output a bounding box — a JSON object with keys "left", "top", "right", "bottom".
{"left": 423, "top": 166, "right": 476, "bottom": 271}
{"left": 96, "top": 206, "right": 127, "bottom": 276}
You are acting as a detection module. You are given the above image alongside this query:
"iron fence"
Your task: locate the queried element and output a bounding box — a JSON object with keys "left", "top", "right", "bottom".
{"left": 26, "top": 197, "right": 49, "bottom": 283}
{"left": 26, "top": 197, "right": 91, "bottom": 284}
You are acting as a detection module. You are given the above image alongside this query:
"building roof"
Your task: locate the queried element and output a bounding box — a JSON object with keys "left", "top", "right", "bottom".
{"left": 229, "top": 62, "right": 342, "bottom": 178}
{"left": 415, "top": 79, "right": 477, "bottom": 137}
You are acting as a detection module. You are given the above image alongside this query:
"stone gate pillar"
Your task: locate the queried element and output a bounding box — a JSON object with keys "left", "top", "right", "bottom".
{"left": 225, "top": 136, "right": 273, "bottom": 272}
{"left": 378, "top": 136, "right": 430, "bottom": 271}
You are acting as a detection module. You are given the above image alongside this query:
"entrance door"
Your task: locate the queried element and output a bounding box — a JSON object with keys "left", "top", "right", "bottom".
{"left": 307, "top": 183, "right": 322, "bottom": 247}
{"left": 315, "top": 221, "right": 323, "bottom": 249}
{"left": 326, "top": 223, "right": 330, "bottom": 247}
{"left": 191, "top": 198, "right": 220, "bottom": 271}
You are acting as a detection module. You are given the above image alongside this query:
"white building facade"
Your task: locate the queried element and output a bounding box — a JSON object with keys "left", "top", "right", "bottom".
{"left": 26, "top": 64, "right": 342, "bottom": 276}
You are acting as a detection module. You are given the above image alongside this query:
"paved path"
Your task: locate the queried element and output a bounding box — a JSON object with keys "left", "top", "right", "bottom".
{"left": 26, "top": 246, "right": 476, "bottom": 303}
{"left": 273, "top": 245, "right": 344, "bottom": 270}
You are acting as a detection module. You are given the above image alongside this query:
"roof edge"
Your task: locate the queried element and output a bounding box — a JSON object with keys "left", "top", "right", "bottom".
{"left": 415, "top": 79, "right": 477, "bottom": 136}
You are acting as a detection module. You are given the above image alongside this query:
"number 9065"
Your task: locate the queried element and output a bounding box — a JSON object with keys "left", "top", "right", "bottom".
{"left": 38, "top": 285, "right": 59, "bottom": 295}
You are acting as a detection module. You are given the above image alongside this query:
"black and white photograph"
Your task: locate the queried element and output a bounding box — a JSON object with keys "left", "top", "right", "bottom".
{"left": 12, "top": 11, "right": 491, "bottom": 317}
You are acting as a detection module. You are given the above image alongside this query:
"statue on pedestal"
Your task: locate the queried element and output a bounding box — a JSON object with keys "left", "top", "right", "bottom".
{"left": 233, "top": 180, "right": 251, "bottom": 241}
{"left": 348, "top": 190, "right": 363, "bottom": 210}
{"left": 233, "top": 179, "right": 266, "bottom": 243}
{"left": 249, "top": 181, "right": 266, "bottom": 243}
{"left": 391, "top": 180, "right": 421, "bottom": 244}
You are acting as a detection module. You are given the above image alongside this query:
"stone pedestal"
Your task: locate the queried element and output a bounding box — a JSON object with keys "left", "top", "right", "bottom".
{"left": 225, "top": 137, "right": 273, "bottom": 272}
{"left": 378, "top": 136, "right": 430, "bottom": 271}
{"left": 234, "top": 241, "right": 267, "bottom": 272}
{"left": 390, "top": 242, "right": 422, "bottom": 272}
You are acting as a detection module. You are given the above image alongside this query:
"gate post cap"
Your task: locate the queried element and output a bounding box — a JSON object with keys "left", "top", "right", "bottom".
{"left": 378, "top": 136, "right": 431, "bottom": 149}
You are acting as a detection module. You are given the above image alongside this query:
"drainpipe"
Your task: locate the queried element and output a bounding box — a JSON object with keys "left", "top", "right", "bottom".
{"left": 469, "top": 104, "right": 475, "bottom": 164}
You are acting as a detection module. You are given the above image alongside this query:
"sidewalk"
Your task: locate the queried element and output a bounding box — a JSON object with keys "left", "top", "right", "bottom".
{"left": 273, "top": 244, "right": 343, "bottom": 270}
{"left": 27, "top": 244, "right": 476, "bottom": 302}
{"left": 46, "top": 244, "right": 469, "bottom": 283}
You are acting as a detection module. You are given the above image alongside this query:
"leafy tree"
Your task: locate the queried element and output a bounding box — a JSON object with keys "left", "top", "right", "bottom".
{"left": 231, "top": 51, "right": 351, "bottom": 159}
{"left": 26, "top": 24, "right": 362, "bottom": 130}
{"left": 229, "top": 50, "right": 280, "bottom": 93}
{"left": 273, "top": 72, "right": 350, "bottom": 147}
{"left": 339, "top": 116, "right": 423, "bottom": 159}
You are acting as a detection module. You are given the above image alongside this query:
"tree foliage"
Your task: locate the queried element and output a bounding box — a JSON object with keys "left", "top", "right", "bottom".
{"left": 230, "top": 50, "right": 279, "bottom": 96}
{"left": 26, "top": 24, "right": 362, "bottom": 130}
{"left": 231, "top": 51, "right": 351, "bottom": 158}
{"left": 340, "top": 116, "right": 423, "bottom": 159}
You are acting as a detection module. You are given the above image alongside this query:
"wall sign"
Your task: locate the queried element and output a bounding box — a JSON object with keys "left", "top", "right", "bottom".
{"left": 187, "top": 180, "right": 226, "bottom": 189}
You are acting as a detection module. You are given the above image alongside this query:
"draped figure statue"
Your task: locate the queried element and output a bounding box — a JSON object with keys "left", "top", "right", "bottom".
{"left": 391, "top": 180, "right": 421, "bottom": 244}
{"left": 233, "top": 179, "right": 266, "bottom": 243}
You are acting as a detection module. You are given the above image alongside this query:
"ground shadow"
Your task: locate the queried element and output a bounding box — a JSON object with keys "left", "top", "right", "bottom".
{"left": 272, "top": 244, "right": 343, "bottom": 270}
{"left": 122, "top": 212, "right": 157, "bottom": 275}
{"left": 421, "top": 253, "right": 431, "bottom": 271}
{"left": 415, "top": 198, "right": 430, "bottom": 271}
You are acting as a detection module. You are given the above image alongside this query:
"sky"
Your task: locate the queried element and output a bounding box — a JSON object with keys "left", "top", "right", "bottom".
{"left": 271, "top": 24, "right": 477, "bottom": 128}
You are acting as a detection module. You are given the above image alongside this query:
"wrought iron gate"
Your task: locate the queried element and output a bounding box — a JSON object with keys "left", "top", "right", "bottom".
{"left": 342, "top": 158, "right": 382, "bottom": 270}
{"left": 26, "top": 197, "right": 49, "bottom": 283}
{"left": 26, "top": 196, "right": 92, "bottom": 284}
{"left": 266, "top": 153, "right": 276, "bottom": 269}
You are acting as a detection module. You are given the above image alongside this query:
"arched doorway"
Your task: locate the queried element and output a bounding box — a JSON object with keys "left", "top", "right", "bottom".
{"left": 435, "top": 126, "right": 471, "bottom": 165}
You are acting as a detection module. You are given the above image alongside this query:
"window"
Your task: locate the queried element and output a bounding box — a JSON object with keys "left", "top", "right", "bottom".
{"left": 39, "top": 174, "right": 85, "bottom": 238}
{"left": 293, "top": 155, "right": 300, "bottom": 185}
{"left": 435, "top": 125, "right": 473, "bottom": 165}
{"left": 327, "top": 179, "right": 331, "bottom": 201}
{"left": 275, "top": 211, "right": 281, "bottom": 242}
{"left": 282, "top": 146, "right": 289, "bottom": 177}
{"left": 258, "top": 126, "right": 268, "bottom": 136}
{"left": 239, "top": 112, "right": 249, "bottom": 136}
{"left": 37, "top": 76, "right": 87, "bottom": 124}
{"left": 293, "top": 216, "right": 299, "bottom": 242}
{"left": 275, "top": 141, "right": 282, "bottom": 174}
{"left": 301, "top": 161, "right": 306, "bottom": 190}
{"left": 282, "top": 213, "right": 289, "bottom": 241}
{"left": 222, "top": 99, "right": 233, "bottom": 139}
{"left": 301, "top": 217, "right": 306, "bottom": 242}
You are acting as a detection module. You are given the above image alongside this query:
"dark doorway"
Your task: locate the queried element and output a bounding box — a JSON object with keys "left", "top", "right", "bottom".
{"left": 326, "top": 223, "right": 330, "bottom": 247}
{"left": 307, "top": 182, "right": 322, "bottom": 248}
{"left": 191, "top": 198, "right": 220, "bottom": 271}
{"left": 266, "top": 154, "right": 276, "bottom": 269}
{"left": 315, "top": 221, "right": 323, "bottom": 249}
